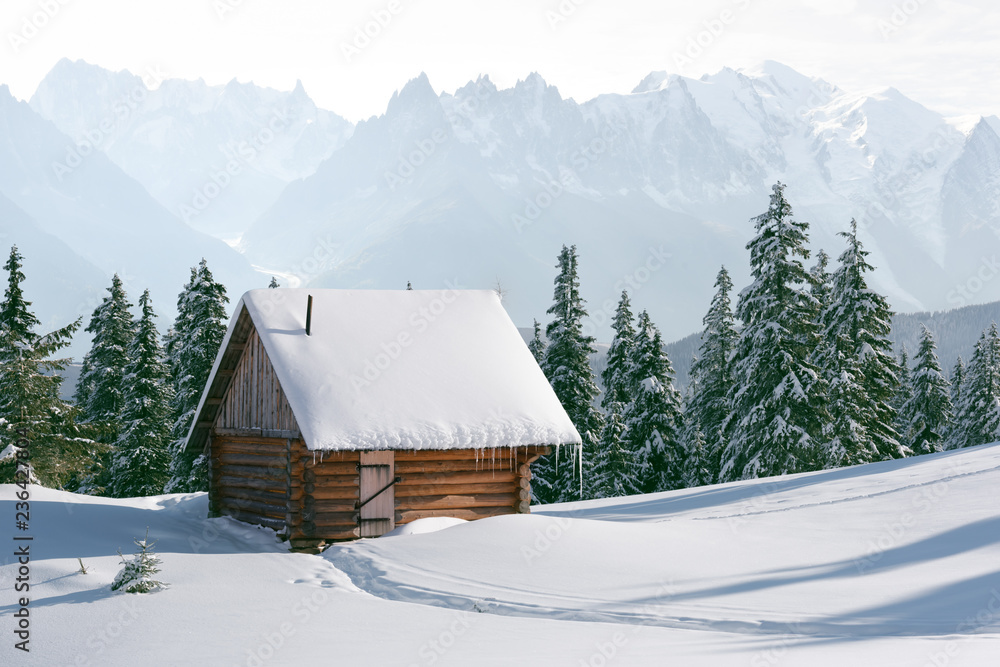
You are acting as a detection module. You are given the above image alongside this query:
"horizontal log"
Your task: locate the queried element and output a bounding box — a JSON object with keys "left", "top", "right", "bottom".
{"left": 219, "top": 464, "right": 286, "bottom": 480}
{"left": 214, "top": 438, "right": 291, "bottom": 452}
{"left": 396, "top": 507, "right": 516, "bottom": 523}
{"left": 216, "top": 453, "right": 287, "bottom": 468}
{"left": 394, "top": 460, "right": 512, "bottom": 474}
{"left": 308, "top": 486, "right": 359, "bottom": 501}
{"left": 400, "top": 493, "right": 519, "bottom": 510}
{"left": 397, "top": 471, "right": 517, "bottom": 487}
{"left": 217, "top": 487, "right": 287, "bottom": 506}
{"left": 219, "top": 508, "right": 286, "bottom": 531}
{"left": 216, "top": 476, "right": 287, "bottom": 492}
{"left": 300, "top": 452, "right": 360, "bottom": 465}
{"left": 517, "top": 477, "right": 530, "bottom": 490}
{"left": 395, "top": 483, "right": 517, "bottom": 498}
{"left": 304, "top": 499, "right": 358, "bottom": 515}
{"left": 516, "top": 500, "right": 531, "bottom": 514}
{"left": 310, "top": 511, "right": 361, "bottom": 527}
{"left": 218, "top": 497, "right": 287, "bottom": 519}
{"left": 294, "top": 526, "right": 360, "bottom": 541}
{"left": 518, "top": 464, "right": 533, "bottom": 478}
{"left": 303, "top": 464, "right": 361, "bottom": 480}
{"left": 301, "top": 476, "right": 359, "bottom": 492}
{"left": 215, "top": 427, "right": 301, "bottom": 440}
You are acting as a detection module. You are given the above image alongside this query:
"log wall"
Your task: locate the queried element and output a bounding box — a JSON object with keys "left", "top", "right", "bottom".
{"left": 210, "top": 435, "right": 292, "bottom": 533}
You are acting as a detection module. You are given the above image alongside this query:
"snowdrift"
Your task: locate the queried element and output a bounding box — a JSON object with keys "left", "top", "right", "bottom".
{"left": 3, "top": 444, "right": 1000, "bottom": 665}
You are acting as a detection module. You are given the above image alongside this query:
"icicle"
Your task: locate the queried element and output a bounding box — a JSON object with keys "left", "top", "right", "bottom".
{"left": 555, "top": 444, "right": 560, "bottom": 473}
{"left": 312, "top": 451, "right": 316, "bottom": 466}
{"left": 579, "top": 444, "right": 583, "bottom": 499}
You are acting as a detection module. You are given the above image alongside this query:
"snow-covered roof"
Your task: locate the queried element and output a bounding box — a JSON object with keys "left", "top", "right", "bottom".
{"left": 188, "top": 289, "right": 581, "bottom": 452}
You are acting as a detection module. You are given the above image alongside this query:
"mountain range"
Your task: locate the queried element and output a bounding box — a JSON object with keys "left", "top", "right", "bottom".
{"left": 5, "top": 58, "right": 999, "bottom": 359}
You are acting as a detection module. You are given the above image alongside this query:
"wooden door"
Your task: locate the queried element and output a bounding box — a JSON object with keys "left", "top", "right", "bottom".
{"left": 358, "top": 451, "right": 395, "bottom": 537}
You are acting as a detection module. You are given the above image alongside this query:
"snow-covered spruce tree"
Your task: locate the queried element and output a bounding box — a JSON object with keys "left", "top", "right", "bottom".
{"left": 0, "top": 247, "right": 100, "bottom": 487}
{"left": 686, "top": 266, "right": 737, "bottom": 482}
{"left": 76, "top": 275, "right": 135, "bottom": 441}
{"left": 891, "top": 345, "right": 913, "bottom": 440}
{"left": 588, "top": 401, "right": 641, "bottom": 498}
{"left": 164, "top": 260, "right": 230, "bottom": 493}
{"left": 818, "top": 219, "right": 904, "bottom": 467}
{"left": 601, "top": 291, "right": 637, "bottom": 409}
{"left": 534, "top": 245, "right": 603, "bottom": 503}
{"left": 111, "top": 529, "right": 167, "bottom": 594}
{"left": 586, "top": 291, "right": 641, "bottom": 498}
{"left": 108, "top": 291, "right": 174, "bottom": 497}
{"left": 809, "top": 250, "right": 833, "bottom": 316}
{"left": 900, "top": 326, "right": 953, "bottom": 456}
{"left": 951, "top": 323, "right": 1000, "bottom": 449}
{"left": 527, "top": 318, "right": 546, "bottom": 365}
{"left": 680, "top": 422, "right": 713, "bottom": 489}
{"left": 720, "top": 183, "right": 828, "bottom": 482}
{"left": 947, "top": 356, "right": 965, "bottom": 448}
{"left": 623, "top": 310, "right": 684, "bottom": 492}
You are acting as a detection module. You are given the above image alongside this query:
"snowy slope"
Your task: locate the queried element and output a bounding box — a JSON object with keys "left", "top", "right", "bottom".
{"left": 3, "top": 444, "right": 999, "bottom": 665}
{"left": 240, "top": 64, "right": 998, "bottom": 343}
{"left": 30, "top": 59, "right": 354, "bottom": 240}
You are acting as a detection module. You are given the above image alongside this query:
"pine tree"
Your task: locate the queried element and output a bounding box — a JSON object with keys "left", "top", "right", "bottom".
{"left": 527, "top": 319, "right": 546, "bottom": 365}
{"left": 623, "top": 310, "right": 684, "bottom": 492}
{"left": 534, "top": 245, "right": 603, "bottom": 503}
{"left": 720, "top": 183, "right": 828, "bottom": 481}
{"left": 900, "top": 326, "right": 953, "bottom": 456}
{"left": 601, "top": 291, "right": 636, "bottom": 409}
{"left": 892, "top": 346, "right": 913, "bottom": 436}
{"left": 951, "top": 356, "right": 965, "bottom": 406}
{"left": 687, "top": 267, "right": 737, "bottom": 481}
{"left": 818, "top": 220, "right": 904, "bottom": 467}
{"left": 588, "top": 401, "right": 641, "bottom": 498}
{"left": 108, "top": 291, "right": 174, "bottom": 497}
{"left": 0, "top": 247, "right": 100, "bottom": 487}
{"left": 76, "top": 275, "right": 135, "bottom": 448}
{"left": 809, "top": 250, "right": 833, "bottom": 317}
{"left": 587, "top": 291, "right": 642, "bottom": 497}
{"left": 111, "top": 529, "right": 167, "bottom": 593}
{"left": 681, "top": 422, "right": 713, "bottom": 489}
{"left": 165, "top": 260, "right": 230, "bottom": 492}
{"left": 951, "top": 323, "right": 1000, "bottom": 449}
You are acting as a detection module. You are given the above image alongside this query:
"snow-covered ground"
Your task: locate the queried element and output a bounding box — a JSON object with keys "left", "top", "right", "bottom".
{"left": 4, "top": 444, "right": 1000, "bottom": 665}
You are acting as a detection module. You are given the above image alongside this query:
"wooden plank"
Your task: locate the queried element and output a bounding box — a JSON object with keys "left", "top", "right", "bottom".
{"left": 395, "top": 483, "right": 517, "bottom": 497}
{"left": 219, "top": 508, "right": 285, "bottom": 531}
{"left": 310, "top": 511, "right": 362, "bottom": 527}
{"left": 396, "top": 507, "right": 516, "bottom": 523}
{"left": 216, "top": 476, "right": 287, "bottom": 492}
{"left": 215, "top": 427, "right": 302, "bottom": 440}
{"left": 218, "top": 498, "right": 286, "bottom": 520}
{"left": 216, "top": 453, "right": 287, "bottom": 468}
{"left": 396, "top": 471, "right": 517, "bottom": 486}
{"left": 308, "top": 486, "right": 360, "bottom": 501}
{"left": 394, "top": 460, "right": 510, "bottom": 474}
{"left": 214, "top": 438, "right": 289, "bottom": 451}
{"left": 219, "top": 464, "right": 286, "bottom": 480}
{"left": 400, "top": 493, "right": 518, "bottom": 510}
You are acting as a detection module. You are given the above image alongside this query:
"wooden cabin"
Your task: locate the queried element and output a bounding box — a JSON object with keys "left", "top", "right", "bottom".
{"left": 183, "top": 288, "right": 581, "bottom": 551}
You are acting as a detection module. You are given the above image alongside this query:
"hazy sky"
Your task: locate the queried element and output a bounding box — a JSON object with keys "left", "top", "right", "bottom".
{"left": 1, "top": 0, "right": 997, "bottom": 121}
